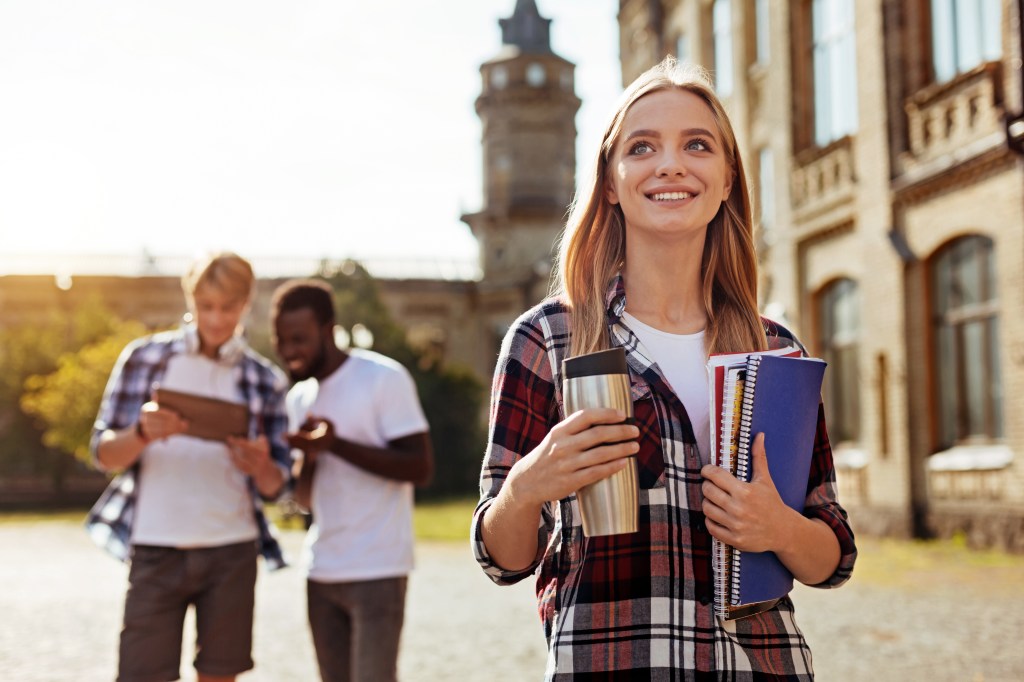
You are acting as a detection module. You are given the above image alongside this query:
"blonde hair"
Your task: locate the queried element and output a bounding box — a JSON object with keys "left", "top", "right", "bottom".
{"left": 552, "top": 56, "right": 767, "bottom": 358}
{"left": 181, "top": 251, "right": 255, "bottom": 307}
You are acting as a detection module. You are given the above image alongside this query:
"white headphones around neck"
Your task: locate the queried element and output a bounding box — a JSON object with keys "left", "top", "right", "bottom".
{"left": 183, "top": 323, "right": 246, "bottom": 365}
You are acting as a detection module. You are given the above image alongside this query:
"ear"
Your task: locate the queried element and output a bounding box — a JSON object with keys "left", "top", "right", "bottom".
{"left": 604, "top": 177, "right": 620, "bottom": 206}
{"left": 722, "top": 170, "right": 734, "bottom": 202}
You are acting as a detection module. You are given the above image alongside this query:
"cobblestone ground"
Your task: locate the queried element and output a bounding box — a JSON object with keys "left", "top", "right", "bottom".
{"left": 1, "top": 521, "right": 1022, "bottom": 681}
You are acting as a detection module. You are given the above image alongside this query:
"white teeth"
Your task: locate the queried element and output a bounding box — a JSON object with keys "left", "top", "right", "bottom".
{"left": 651, "top": 192, "right": 691, "bottom": 201}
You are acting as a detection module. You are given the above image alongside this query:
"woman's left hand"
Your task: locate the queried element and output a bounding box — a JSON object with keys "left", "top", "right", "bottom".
{"left": 700, "top": 433, "right": 793, "bottom": 553}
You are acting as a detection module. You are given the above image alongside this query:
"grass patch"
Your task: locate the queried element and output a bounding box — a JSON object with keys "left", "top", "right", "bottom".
{"left": 0, "top": 508, "right": 89, "bottom": 525}
{"left": 264, "top": 497, "right": 478, "bottom": 541}
{"left": 850, "top": 535, "right": 1024, "bottom": 595}
{"left": 0, "top": 498, "right": 480, "bottom": 543}
{"left": 414, "top": 497, "right": 477, "bottom": 542}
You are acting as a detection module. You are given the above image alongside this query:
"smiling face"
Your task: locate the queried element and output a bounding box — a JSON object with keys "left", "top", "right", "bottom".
{"left": 192, "top": 285, "right": 248, "bottom": 356}
{"left": 604, "top": 88, "right": 734, "bottom": 246}
{"left": 273, "top": 307, "right": 332, "bottom": 382}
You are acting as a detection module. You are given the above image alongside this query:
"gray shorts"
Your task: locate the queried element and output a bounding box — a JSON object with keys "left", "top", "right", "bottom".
{"left": 307, "top": 576, "right": 408, "bottom": 682}
{"left": 117, "top": 540, "right": 258, "bottom": 682}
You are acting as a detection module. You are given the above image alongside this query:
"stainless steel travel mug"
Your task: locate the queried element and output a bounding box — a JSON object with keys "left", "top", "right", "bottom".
{"left": 562, "top": 347, "right": 639, "bottom": 536}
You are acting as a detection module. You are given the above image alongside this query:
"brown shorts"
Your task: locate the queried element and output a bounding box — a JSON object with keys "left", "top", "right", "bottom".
{"left": 117, "top": 540, "right": 258, "bottom": 682}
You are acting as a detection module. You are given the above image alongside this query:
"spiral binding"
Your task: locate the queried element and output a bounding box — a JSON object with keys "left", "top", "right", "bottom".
{"left": 718, "top": 355, "right": 765, "bottom": 612}
{"left": 730, "top": 545, "right": 743, "bottom": 606}
{"left": 712, "top": 536, "right": 728, "bottom": 617}
{"left": 734, "top": 355, "right": 762, "bottom": 484}
{"left": 719, "top": 378, "right": 738, "bottom": 472}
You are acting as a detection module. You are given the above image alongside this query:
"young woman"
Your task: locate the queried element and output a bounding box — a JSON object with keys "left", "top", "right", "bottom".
{"left": 472, "top": 57, "right": 857, "bottom": 680}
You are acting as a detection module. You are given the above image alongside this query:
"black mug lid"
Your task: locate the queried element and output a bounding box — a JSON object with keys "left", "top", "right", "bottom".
{"left": 562, "top": 347, "right": 628, "bottom": 378}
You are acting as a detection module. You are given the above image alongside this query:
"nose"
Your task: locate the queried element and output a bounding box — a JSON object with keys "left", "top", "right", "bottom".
{"left": 655, "top": 149, "right": 687, "bottom": 178}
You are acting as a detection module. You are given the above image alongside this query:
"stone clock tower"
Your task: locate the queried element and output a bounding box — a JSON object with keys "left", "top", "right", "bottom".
{"left": 462, "top": 0, "right": 581, "bottom": 299}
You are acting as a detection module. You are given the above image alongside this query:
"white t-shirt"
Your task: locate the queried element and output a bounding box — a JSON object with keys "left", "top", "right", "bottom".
{"left": 132, "top": 353, "right": 258, "bottom": 547}
{"left": 287, "top": 349, "right": 430, "bottom": 583}
{"left": 622, "top": 312, "right": 711, "bottom": 464}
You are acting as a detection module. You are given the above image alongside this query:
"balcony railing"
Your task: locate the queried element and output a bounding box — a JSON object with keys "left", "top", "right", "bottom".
{"left": 791, "top": 135, "right": 856, "bottom": 219}
{"left": 900, "top": 62, "right": 1004, "bottom": 174}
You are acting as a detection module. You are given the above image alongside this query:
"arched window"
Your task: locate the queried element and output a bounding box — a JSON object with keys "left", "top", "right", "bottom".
{"left": 819, "top": 278, "right": 860, "bottom": 443}
{"left": 931, "top": 235, "right": 1002, "bottom": 449}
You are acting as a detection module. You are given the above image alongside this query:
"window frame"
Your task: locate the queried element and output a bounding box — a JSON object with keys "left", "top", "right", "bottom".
{"left": 818, "top": 277, "right": 861, "bottom": 445}
{"left": 712, "top": 0, "right": 734, "bottom": 97}
{"left": 929, "top": 0, "right": 1003, "bottom": 84}
{"left": 811, "top": 0, "right": 858, "bottom": 146}
{"left": 929, "top": 235, "right": 1003, "bottom": 451}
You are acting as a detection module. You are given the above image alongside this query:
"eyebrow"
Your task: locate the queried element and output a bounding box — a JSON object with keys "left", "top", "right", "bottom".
{"left": 623, "top": 127, "right": 720, "bottom": 142}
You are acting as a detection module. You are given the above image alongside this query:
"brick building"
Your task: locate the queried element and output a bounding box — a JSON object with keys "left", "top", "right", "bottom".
{"left": 616, "top": 0, "right": 1024, "bottom": 549}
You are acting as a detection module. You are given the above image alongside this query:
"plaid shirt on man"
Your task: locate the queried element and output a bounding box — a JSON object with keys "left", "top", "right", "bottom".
{"left": 471, "top": 276, "right": 857, "bottom": 680}
{"left": 85, "top": 327, "right": 291, "bottom": 570}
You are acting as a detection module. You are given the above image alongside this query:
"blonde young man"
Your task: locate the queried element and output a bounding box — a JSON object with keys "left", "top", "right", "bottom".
{"left": 87, "top": 252, "right": 291, "bottom": 682}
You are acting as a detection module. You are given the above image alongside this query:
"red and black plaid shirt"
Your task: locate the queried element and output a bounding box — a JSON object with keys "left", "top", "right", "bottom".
{"left": 472, "top": 276, "right": 857, "bottom": 680}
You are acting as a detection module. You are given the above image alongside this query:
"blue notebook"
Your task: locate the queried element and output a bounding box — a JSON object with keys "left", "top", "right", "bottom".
{"left": 712, "top": 352, "right": 826, "bottom": 620}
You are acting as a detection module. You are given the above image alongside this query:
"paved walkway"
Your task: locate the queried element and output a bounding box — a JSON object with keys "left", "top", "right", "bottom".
{"left": 1, "top": 521, "right": 1022, "bottom": 681}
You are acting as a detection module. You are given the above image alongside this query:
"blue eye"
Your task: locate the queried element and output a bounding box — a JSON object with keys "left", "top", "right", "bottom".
{"left": 687, "top": 137, "right": 710, "bottom": 151}
{"left": 629, "top": 141, "right": 654, "bottom": 155}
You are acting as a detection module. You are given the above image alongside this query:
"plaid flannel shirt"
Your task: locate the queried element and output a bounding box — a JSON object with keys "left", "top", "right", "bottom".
{"left": 85, "top": 327, "right": 291, "bottom": 570}
{"left": 471, "top": 276, "right": 857, "bottom": 680}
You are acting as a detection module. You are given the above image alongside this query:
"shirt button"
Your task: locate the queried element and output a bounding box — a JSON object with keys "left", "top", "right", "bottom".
{"left": 699, "top": 594, "right": 711, "bottom": 606}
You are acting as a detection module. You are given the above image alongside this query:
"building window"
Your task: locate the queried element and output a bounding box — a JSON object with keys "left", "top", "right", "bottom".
{"left": 526, "top": 62, "right": 546, "bottom": 87}
{"left": 757, "top": 147, "right": 775, "bottom": 236}
{"left": 931, "top": 235, "right": 1003, "bottom": 449}
{"left": 819, "top": 278, "right": 861, "bottom": 444}
{"left": 755, "top": 0, "right": 770, "bottom": 64}
{"left": 812, "top": 0, "right": 857, "bottom": 146}
{"left": 675, "top": 33, "right": 690, "bottom": 64}
{"left": 713, "top": 0, "right": 734, "bottom": 96}
{"left": 491, "top": 66, "right": 508, "bottom": 90}
{"left": 930, "top": 0, "right": 1002, "bottom": 83}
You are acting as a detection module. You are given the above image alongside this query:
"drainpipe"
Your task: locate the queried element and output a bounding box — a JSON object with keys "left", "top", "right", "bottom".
{"left": 1007, "top": 0, "right": 1024, "bottom": 153}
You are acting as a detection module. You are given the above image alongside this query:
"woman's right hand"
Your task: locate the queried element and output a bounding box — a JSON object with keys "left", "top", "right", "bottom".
{"left": 504, "top": 407, "right": 640, "bottom": 510}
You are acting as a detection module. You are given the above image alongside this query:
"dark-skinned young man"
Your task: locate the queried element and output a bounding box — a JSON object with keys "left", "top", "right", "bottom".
{"left": 270, "top": 279, "right": 433, "bottom": 682}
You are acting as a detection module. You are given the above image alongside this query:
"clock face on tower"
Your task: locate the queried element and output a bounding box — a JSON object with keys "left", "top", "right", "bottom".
{"left": 492, "top": 66, "right": 508, "bottom": 90}
{"left": 526, "top": 62, "right": 546, "bottom": 87}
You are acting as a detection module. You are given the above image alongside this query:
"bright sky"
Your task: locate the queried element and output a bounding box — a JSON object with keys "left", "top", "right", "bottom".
{"left": 0, "top": 0, "right": 622, "bottom": 275}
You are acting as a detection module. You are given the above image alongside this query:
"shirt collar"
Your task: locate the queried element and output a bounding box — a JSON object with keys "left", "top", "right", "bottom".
{"left": 606, "top": 273, "right": 627, "bottom": 320}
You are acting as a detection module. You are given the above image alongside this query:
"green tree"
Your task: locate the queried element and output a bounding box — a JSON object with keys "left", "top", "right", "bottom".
{"left": 0, "top": 297, "right": 128, "bottom": 487}
{"left": 319, "top": 260, "right": 485, "bottom": 499}
{"left": 21, "top": 319, "right": 147, "bottom": 465}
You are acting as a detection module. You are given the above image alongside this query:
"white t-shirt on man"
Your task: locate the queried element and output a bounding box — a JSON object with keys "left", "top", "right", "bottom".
{"left": 132, "top": 353, "right": 258, "bottom": 548}
{"left": 622, "top": 312, "right": 711, "bottom": 464}
{"left": 287, "top": 349, "right": 429, "bottom": 583}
